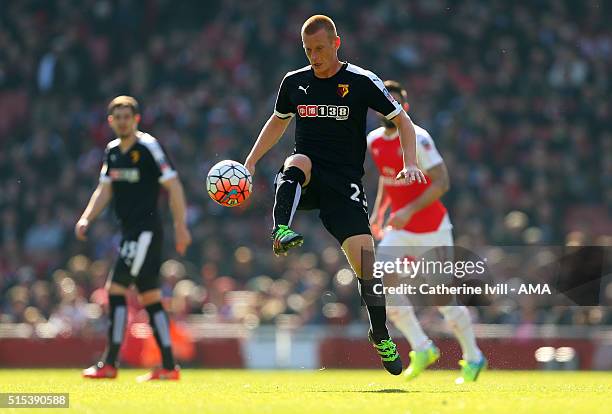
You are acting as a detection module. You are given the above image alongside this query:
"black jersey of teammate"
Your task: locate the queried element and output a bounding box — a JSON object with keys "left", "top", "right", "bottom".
{"left": 274, "top": 62, "right": 402, "bottom": 181}
{"left": 99, "top": 131, "right": 177, "bottom": 232}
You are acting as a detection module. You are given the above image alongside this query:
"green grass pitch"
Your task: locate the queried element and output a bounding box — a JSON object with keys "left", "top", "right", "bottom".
{"left": 1, "top": 369, "right": 611, "bottom": 414}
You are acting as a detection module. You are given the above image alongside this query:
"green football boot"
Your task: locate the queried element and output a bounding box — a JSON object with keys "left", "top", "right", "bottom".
{"left": 403, "top": 344, "right": 440, "bottom": 380}
{"left": 455, "top": 356, "right": 487, "bottom": 384}
{"left": 368, "top": 330, "right": 403, "bottom": 375}
{"left": 271, "top": 225, "right": 303, "bottom": 256}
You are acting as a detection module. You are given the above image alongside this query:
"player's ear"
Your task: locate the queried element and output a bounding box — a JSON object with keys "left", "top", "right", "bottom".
{"left": 135, "top": 114, "right": 141, "bottom": 124}
{"left": 335, "top": 36, "right": 341, "bottom": 49}
{"left": 107, "top": 115, "right": 113, "bottom": 125}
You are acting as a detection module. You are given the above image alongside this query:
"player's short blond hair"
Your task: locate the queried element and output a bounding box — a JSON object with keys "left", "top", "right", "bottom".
{"left": 108, "top": 95, "right": 139, "bottom": 115}
{"left": 301, "top": 15, "right": 337, "bottom": 39}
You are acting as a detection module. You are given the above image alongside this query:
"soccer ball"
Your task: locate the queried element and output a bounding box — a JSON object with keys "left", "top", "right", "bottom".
{"left": 206, "top": 160, "right": 252, "bottom": 207}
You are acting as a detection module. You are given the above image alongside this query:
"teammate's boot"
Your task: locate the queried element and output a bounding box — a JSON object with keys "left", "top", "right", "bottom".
{"left": 136, "top": 366, "right": 180, "bottom": 382}
{"left": 82, "top": 362, "right": 117, "bottom": 379}
{"left": 403, "top": 344, "right": 440, "bottom": 381}
{"left": 271, "top": 224, "right": 303, "bottom": 256}
{"left": 455, "top": 356, "right": 487, "bottom": 384}
{"left": 368, "top": 330, "right": 403, "bottom": 375}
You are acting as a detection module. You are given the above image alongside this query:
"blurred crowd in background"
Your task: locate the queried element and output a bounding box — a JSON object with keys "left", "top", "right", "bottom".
{"left": 1, "top": 0, "right": 611, "bottom": 337}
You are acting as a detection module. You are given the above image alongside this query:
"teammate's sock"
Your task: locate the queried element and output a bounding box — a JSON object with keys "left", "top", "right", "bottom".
{"left": 388, "top": 307, "right": 432, "bottom": 351}
{"left": 439, "top": 306, "right": 482, "bottom": 362}
{"left": 103, "top": 295, "right": 127, "bottom": 367}
{"left": 358, "top": 277, "right": 389, "bottom": 340}
{"left": 273, "top": 166, "right": 306, "bottom": 228}
{"left": 146, "top": 302, "right": 176, "bottom": 370}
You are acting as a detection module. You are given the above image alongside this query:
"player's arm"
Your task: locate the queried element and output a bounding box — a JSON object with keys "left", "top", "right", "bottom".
{"left": 244, "top": 73, "right": 295, "bottom": 175}
{"left": 76, "top": 148, "right": 114, "bottom": 241}
{"left": 387, "top": 162, "right": 450, "bottom": 229}
{"left": 370, "top": 176, "right": 391, "bottom": 240}
{"left": 244, "top": 114, "right": 292, "bottom": 175}
{"left": 363, "top": 72, "right": 425, "bottom": 184}
{"left": 147, "top": 140, "right": 192, "bottom": 256}
{"left": 162, "top": 176, "right": 192, "bottom": 256}
{"left": 392, "top": 111, "right": 426, "bottom": 184}
{"left": 75, "top": 182, "right": 112, "bottom": 241}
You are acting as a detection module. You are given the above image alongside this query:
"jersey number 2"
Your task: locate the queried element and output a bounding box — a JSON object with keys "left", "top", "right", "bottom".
{"left": 350, "top": 183, "right": 368, "bottom": 209}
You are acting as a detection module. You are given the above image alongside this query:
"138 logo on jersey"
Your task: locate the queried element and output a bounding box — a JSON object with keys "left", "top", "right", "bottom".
{"left": 109, "top": 168, "right": 140, "bottom": 183}
{"left": 297, "top": 104, "right": 349, "bottom": 121}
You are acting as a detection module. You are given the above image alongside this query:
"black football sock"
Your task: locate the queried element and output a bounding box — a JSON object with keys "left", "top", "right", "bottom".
{"left": 146, "top": 302, "right": 175, "bottom": 370}
{"left": 273, "top": 166, "right": 306, "bottom": 228}
{"left": 358, "top": 277, "right": 389, "bottom": 341}
{"left": 103, "top": 295, "right": 127, "bottom": 367}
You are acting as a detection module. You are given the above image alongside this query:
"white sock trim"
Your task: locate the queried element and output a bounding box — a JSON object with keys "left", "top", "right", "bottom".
{"left": 287, "top": 184, "right": 301, "bottom": 227}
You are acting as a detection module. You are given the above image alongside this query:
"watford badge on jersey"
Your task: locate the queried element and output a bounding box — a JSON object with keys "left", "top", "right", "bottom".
{"left": 130, "top": 150, "right": 140, "bottom": 164}
{"left": 337, "top": 83, "right": 349, "bottom": 98}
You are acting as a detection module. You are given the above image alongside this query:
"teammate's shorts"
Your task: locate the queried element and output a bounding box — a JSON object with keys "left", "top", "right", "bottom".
{"left": 108, "top": 227, "right": 163, "bottom": 292}
{"left": 275, "top": 164, "right": 371, "bottom": 245}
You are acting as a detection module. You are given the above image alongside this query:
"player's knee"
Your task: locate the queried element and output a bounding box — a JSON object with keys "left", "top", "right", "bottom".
{"left": 342, "top": 234, "right": 375, "bottom": 279}
{"left": 284, "top": 154, "right": 311, "bottom": 171}
{"left": 387, "top": 307, "right": 402, "bottom": 322}
{"left": 388, "top": 306, "right": 415, "bottom": 323}
{"left": 138, "top": 289, "right": 162, "bottom": 306}
{"left": 107, "top": 282, "right": 127, "bottom": 296}
{"left": 284, "top": 154, "right": 311, "bottom": 185}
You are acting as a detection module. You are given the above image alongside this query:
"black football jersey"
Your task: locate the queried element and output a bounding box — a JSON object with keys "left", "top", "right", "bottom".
{"left": 99, "top": 131, "right": 177, "bottom": 232}
{"left": 274, "top": 62, "right": 402, "bottom": 181}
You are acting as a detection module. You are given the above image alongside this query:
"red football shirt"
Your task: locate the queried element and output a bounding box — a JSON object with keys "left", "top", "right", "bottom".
{"left": 367, "top": 125, "right": 449, "bottom": 233}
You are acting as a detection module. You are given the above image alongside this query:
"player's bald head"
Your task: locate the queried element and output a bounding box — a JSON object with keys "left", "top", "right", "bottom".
{"left": 301, "top": 15, "right": 337, "bottom": 40}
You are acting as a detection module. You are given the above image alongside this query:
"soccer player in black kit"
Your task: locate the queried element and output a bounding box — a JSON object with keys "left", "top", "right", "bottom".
{"left": 76, "top": 96, "right": 192, "bottom": 381}
{"left": 244, "top": 15, "right": 426, "bottom": 375}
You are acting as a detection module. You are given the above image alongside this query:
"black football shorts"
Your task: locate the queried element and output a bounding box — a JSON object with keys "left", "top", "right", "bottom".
{"left": 108, "top": 227, "right": 163, "bottom": 292}
{"left": 275, "top": 164, "right": 371, "bottom": 245}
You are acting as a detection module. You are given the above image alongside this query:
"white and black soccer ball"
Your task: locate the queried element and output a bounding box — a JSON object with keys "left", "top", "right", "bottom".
{"left": 206, "top": 160, "right": 252, "bottom": 207}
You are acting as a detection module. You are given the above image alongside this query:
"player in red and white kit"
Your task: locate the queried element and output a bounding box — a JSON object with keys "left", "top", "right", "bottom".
{"left": 367, "top": 80, "right": 486, "bottom": 383}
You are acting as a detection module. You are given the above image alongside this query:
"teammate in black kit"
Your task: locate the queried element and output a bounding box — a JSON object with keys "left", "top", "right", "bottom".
{"left": 244, "top": 15, "right": 425, "bottom": 375}
{"left": 76, "top": 96, "right": 192, "bottom": 381}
